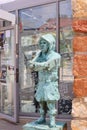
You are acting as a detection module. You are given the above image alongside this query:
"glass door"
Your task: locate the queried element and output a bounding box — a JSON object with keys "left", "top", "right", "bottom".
{"left": 18, "top": 2, "right": 57, "bottom": 115}
{"left": 0, "top": 26, "right": 18, "bottom": 122}
{"left": 58, "top": 0, "right": 74, "bottom": 117}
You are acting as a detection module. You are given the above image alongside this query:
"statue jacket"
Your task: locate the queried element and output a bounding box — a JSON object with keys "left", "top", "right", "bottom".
{"left": 29, "top": 50, "right": 61, "bottom": 102}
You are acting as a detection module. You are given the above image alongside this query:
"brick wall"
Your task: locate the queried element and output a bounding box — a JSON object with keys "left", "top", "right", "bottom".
{"left": 71, "top": 0, "right": 87, "bottom": 130}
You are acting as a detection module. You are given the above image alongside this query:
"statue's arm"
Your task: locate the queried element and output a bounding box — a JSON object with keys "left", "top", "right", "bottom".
{"left": 28, "top": 56, "right": 61, "bottom": 71}
{"left": 28, "top": 61, "right": 48, "bottom": 71}
{"left": 47, "top": 57, "right": 61, "bottom": 70}
{"left": 27, "top": 51, "right": 40, "bottom": 69}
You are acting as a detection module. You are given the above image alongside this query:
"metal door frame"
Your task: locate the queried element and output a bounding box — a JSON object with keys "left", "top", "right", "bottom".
{"left": 0, "top": 25, "right": 18, "bottom": 123}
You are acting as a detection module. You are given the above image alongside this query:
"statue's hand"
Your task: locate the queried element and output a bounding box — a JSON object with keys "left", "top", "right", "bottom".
{"left": 27, "top": 61, "right": 34, "bottom": 69}
{"left": 27, "top": 61, "right": 49, "bottom": 71}
{"left": 26, "top": 61, "right": 34, "bottom": 69}
{"left": 34, "top": 62, "right": 49, "bottom": 70}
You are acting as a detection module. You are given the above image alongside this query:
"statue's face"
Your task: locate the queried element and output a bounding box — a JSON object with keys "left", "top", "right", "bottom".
{"left": 39, "top": 39, "right": 49, "bottom": 53}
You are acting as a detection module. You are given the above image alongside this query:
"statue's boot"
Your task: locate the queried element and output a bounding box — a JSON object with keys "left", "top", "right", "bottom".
{"left": 35, "top": 115, "right": 46, "bottom": 124}
{"left": 35, "top": 102, "right": 47, "bottom": 124}
{"left": 47, "top": 101, "right": 56, "bottom": 128}
{"left": 49, "top": 115, "right": 56, "bottom": 128}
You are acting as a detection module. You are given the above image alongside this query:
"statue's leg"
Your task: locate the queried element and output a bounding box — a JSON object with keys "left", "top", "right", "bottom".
{"left": 35, "top": 102, "right": 46, "bottom": 124}
{"left": 47, "top": 101, "right": 57, "bottom": 128}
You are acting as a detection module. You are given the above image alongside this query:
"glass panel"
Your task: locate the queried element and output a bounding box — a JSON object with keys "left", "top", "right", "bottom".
{"left": 19, "top": 3, "right": 56, "bottom": 113}
{"left": 0, "top": 29, "right": 15, "bottom": 116}
{"left": 59, "top": 0, "right": 73, "bottom": 115}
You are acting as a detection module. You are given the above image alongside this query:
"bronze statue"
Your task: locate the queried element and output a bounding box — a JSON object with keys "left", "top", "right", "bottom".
{"left": 28, "top": 33, "right": 61, "bottom": 128}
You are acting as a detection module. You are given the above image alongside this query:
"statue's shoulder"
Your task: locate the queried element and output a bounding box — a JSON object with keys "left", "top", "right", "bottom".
{"left": 35, "top": 50, "right": 41, "bottom": 57}
{"left": 50, "top": 51, "right": 61, "bottom": 59}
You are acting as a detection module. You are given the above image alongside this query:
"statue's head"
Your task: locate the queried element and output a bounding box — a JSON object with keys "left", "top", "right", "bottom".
{"left": 39, "top": 33, "right": 56, "bottom": 53}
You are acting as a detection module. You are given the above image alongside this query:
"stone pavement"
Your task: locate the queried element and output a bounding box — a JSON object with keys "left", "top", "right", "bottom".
{"left": 0, "top": 119, "right": 22, "bottom": 130}
{"left": 0, "top": 118, "right": 71, "bottom": 130}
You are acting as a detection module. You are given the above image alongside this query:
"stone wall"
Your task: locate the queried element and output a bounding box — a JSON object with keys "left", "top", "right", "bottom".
{"left": 71, "top": 0, "right": 87, "bottom": 129}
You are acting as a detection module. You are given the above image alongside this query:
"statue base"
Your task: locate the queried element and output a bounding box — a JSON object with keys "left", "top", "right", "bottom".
{"left": 23, "top": 121, "right": 67, "bottom": 130}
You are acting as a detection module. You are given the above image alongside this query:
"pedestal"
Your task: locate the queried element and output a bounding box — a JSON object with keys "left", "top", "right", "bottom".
{"left": 23, "top": 122, "right": 67, "bottom": 130}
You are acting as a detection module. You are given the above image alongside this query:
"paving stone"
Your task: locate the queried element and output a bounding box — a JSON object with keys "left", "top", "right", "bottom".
{"left": 72, "top": 0, "right": 87, "bottom": 18}
{"left": 72, "top": 97, "right": 87, "bottom": 118}
{"left": 73, "top": 55, "right": 87, "bottom": 77}
{"left": 73, "top": 78, "right": 87, "bottom": 97}
{"left": 73, "top": 36, "right": 87, "bottom": 52}
{"left": 71, "top": 120, "right": 87, "bottom": 130}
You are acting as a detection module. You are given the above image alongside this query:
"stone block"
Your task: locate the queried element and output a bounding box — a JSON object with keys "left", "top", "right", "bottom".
{"left": 73, "top": 36, "right": 87, "bottom": 52}
{"left": 73, "top": 55, "right": 87, "bottom": 77}
{"left": 23, "top": 122, "right": 67, "bottom": 130}
{"left": 72, "top": 97, "right": 87, "bottom": 118}
{"left": 73, "top": 78, "right": 87, "bottom": 97}
{"left": 72, "top": 19, "right": 87, "bottom": 33}
{"left": 72, "top": 0, "right": 87, "bottom": 18}
{"left": 71, "top": 120, "right": 87, "bottom": 130}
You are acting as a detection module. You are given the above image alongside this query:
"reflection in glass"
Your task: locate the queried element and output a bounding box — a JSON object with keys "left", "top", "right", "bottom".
{"left": 19, "top": 3, "right": 56, "bottom": 113}
{"left": 0, "top": 29, "right": 15, "bottom": 116}
{"left": 59, "top": 0, "right": 73, "bottom": 115}
{"left": 59, "top": 0, "right": 73, "bottom": 82}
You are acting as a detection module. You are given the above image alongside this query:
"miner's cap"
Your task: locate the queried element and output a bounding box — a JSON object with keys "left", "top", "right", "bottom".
{"left": 39, "top": 33, "right": 56, "bottom": 50}
{"left": 39, "top": 33, "right": 56, "bottom": 45}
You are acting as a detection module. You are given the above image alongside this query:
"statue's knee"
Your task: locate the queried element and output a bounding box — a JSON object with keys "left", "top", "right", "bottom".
{"left": 48, "top": 109, "right": 57, "bottom": 115}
